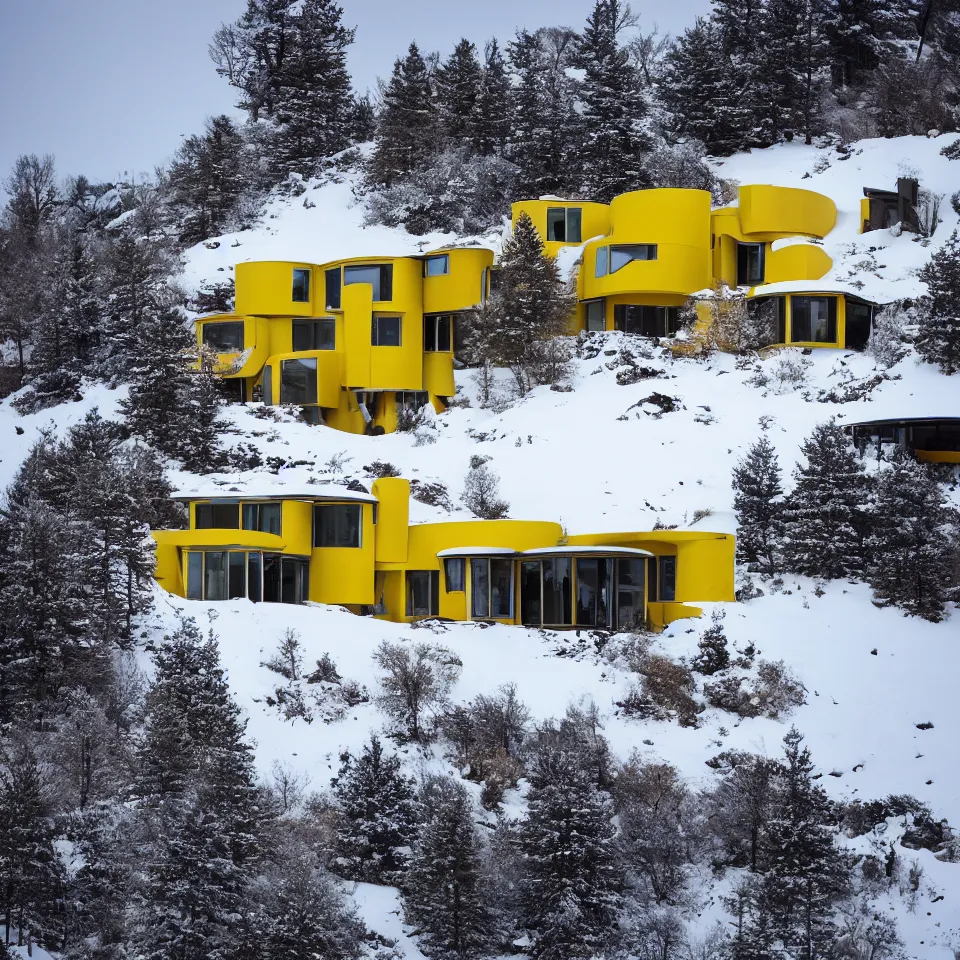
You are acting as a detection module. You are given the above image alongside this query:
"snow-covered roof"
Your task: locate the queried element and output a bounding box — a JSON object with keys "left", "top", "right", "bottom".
{"left": 842, "top": 415, "right": 960, "bottom": 428}
{"left": 520, "top": 545, "right": 654, "bottom": 557}
{"left": 750, "top": 279, "right": 878, "bottom": 299}
{"left": 770, "top": 235, "right": 824, "bottom": 251}
{"left": 436, "top": 546, "right": 518, "bottom": 558}
{"left": 172, "top": 482, "right": 376, "bottom": 503}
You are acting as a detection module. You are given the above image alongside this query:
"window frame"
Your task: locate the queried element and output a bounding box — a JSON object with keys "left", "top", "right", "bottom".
{"left": 201, "top": 320, "right": 245, "bottom": 353}
{"left": 423, "top": 314, "right": 452, "bottom": 352}
{"left": 241, "top": 502, "right": 282, "bottom": 536}
{"left": 325, "top": 267, "right": 342, "bottom": 310}
{"left": 423, "top": 254, "right": 450, "bottom": 277}
{"left": 469, "top": 557, "right": 514, "bottom": 620}
{"left": 372, "top": 315, "right": 402, "bottom": 347}
{"left": 292, "top": 268, "right": 311, "bottom": 303}
{"left": 609, "top": 244, "right": 658, "bottom": 273}
{"left": 584, "top": 299, "right": 606, "bottom": 332}
{"left": 658, "top": 556, "right": 677, "bottom": 602}
{"left": 344, "top": 263, "right": 393, "bottom": 303}
{"left": 279, "top": 356, "right": 319, "bottom": 405}
{"left": 736, "top": 243, "right": 765, "bottom": 286}
{"left": 313, "top": 503, "right": 363, "bottom": 548}
{"left": 546, "top": 206, "right": 582, "bottom": 244}
{"left": 444, "top": 558, "right": 465, "bottom": 592}
{"left": 292, "top": 318, "right": 335, "bottom": 352}
{"left": 613, "top": 304, "right": 678, "bottom": 338}
{"left": 194, "top": 502, "right": 240, "bottom": 530}
{"left": 790, "top": 295, "right": 838, "bottom": 344}
{"left": 405, "top": 570, "right": 440, "bottom": 617}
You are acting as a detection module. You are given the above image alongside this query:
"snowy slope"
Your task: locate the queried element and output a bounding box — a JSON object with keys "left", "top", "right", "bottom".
{"left": 3, "top": 133, "right": 960, "bottom": 959}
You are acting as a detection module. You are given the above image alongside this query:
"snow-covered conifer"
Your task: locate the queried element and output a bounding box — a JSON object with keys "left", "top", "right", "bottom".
{"left": 732, "top": 434, "right": 784, "bottom": 573}
{"left": 435, "top": 39, "right": 482, "bottom": 147}
{"left": 472, "top": 39, "right": 511, "bottom": 156}
{"left": 917, "top": 229, "right": 960, "bottom": 375}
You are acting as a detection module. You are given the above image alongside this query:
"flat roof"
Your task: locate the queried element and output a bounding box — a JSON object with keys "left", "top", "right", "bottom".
{"left": 436, "top": 547, "right": 518, "bottom": 558}
{"left": 844, "top": 416, "right": 960, "bottom": 429}
{"left": 437, "top": 545, "right": 656, "bottom": 559}
{"left": 173, "top": 484, "right": 377, "bottom": 504}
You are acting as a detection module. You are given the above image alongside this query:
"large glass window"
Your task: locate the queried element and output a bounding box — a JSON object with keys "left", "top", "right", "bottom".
{"left": 406, "top": 571, "right": 440, "bottom": 616}
{"left": 609, "top": 244, "right": 658, "bottom": 272}
{"left": 201, "top": 321, "right": 244, "bottom": 353}
{"left": 186, "top": 552, "right": 203, "bottom": 600}
{"left": 183, "top": 551, "right": 306, "bottom": 603}
{"left": 737, "top": 243, "right": 765, "bottom": 285}
{"left": 614, "top": 305, "right": 678, "bottom": 338}
{"left": 520, "top": 561, "right": 542, "bottom": 626}
{"left": 345, "top": 263, "right": 393, "bottom": 302}
{"left": 791, "top": 296, "right": 837, "bottom": 343}
{"left": 398, "top": 391, "right": 429, "bottom": 415}
{"left": 242, "top": 502, "right": 282, "bottom": 535}
{"left": 595, "top": 247, "right": 608, "bottom": 278}
{"left": 616, "top": 559, "right": 645, "bottom": 630}
{"left": 576, "top": 558, "right": 612, "bottom": 628}
{"left": 444, "top": 558, "right": 465, "bottom": 592}
{"left": 585, "top": 300, "right": 605, "bottom": 332}
{"left": 845, "top": 299, "right": 872, "bottom": 351}
{"left": 280, "top": 358, "right": 318, "bottom": 404}
{"left": 424, "top": 315, "right": 452, "bottom": 351}
{"left": 228, "top": 552, "right": 246, "bottom": 600}
{"left": 325, "top": 267, "right": 342, "bottom": 309}
{"left": 546, "top": 207, "right": 582, "bottom": 243}
{"left": 261, "top": 365, "right": 273, "bottom": 405}
{"left": 313, "top": 504, "right": 362, "bottom": 547}
{"left": 195, "top": 503, "right": 239, "bottom": 529}
{"left": 204, "top": 551, "right": 228, "bottom": 601}
{"left": 281, "top": 557, "right": 308, "bottom": 603}
{"left": 247, "top": 553, "right": 262, "bottom": 603}
{"left": 521, "top": 558, "right": 572, "bottom": 626}
{"left": 292, "top": 319, "right": 335, "bottom": 352}
{"left": 470, "top": 558, "right": 513, "bottom": 619}
{"left": 423, "top": 254, "right": 449, "bottom": 277}
{"left": 658, "top": 556, "right": 677, "bottom": 602}
{"left": 292, "top": 268, "right": 311, "bottom": 303}
{"left": 372, "top": 315, "right": 402, "bottom": 346}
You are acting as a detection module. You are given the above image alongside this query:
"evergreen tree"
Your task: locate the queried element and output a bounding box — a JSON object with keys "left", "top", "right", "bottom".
{"left": 330, "top": 735, "right": 419, "bottom": 884}
{"left": 435, "top": 39, "right": 482, "bottom": 146}
{"left": 271, "top": 0, "right": 355, "bottom": 178}
{"left": 783, "top": 420, "right": 872, "bottom": 580}
{"left": 403, "top": 776, "right": 495, "bottom": 960}
{"left": 168, "top": 115, "right": 247, "bottom": 245}
{"left": 121, "top": 306, "right": 226, "bottom": 472}
{"left": 760, "top": 729, "right": 850, "bottom": 958}
{"left": 472, "top": 40, "right": 511, "bottom": 156}
{"left": 368, "top": 43, "right": 437, "bottom": 186}
{"left": 347, "top": 92, "right": 377, "bottom": 143}
{"left": 866, "top": 450, "right": 956, "bottom": 621}
{"left": 0, "top": 742, "right": 65, "bottom": 952}
{"left": 823, "top": 0, "right": 896, "bottom": 87}
{"left": 732, "top": 434, "right": 784, "bottom": 573}
{"left": 692, "top": 611, "right": 731, "bottom": 675}
{"left": 917, "top": 230, "right": 960, "bottom": 375}
{"left": 482, "top": 212, "right": 574, "bottom": 394}
{"left": 576, "top": 1, "right": 649, "bottom": 200}
{"left": 518, "top": 769, "right": 622, "bottom": 960}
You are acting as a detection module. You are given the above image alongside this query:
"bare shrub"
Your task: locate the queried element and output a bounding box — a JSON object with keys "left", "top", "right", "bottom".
{"left": 620, "top": 655, "right": 701, "bottom": 728}
{"left": 410, "top": 480, "right": 452, "bottom": 510}
{"left": 462, "top": 456, "right": 509, "bottom": 519}
{"left": 868, "top": 302, "right": 913, "bottom": 368}
{"left": 364, "top": 460, "right": 401, "bottom": 479}
{"left": 704, "top": 659, "right": 805, "bottom": 719}
{"left": 373, "top": 641, "right": 462, "bottom": 742}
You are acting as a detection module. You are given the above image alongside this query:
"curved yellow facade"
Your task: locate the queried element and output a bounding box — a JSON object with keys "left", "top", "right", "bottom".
{"left": 151, "top": 479, "right": 736, "bottom": 632}
{"left": 511, "top": 199, "right": 610, "bottom": 257}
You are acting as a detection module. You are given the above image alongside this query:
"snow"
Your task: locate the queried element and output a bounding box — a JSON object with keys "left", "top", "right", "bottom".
{"left": 3, "top": 132, "right": 960, "bottom": 958}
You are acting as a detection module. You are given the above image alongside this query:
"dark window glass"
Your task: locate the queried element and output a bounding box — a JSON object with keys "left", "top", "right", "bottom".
{"left": 566, "top": 207, "right": 582, "bottom": 243}
{"left": 616, "top": 559, "right": 645, "bottom": 631}
{"left": 248, "top": 553, "right": 262, "bottom": 603}
{"left": 520, "top": 561, "right": 542, "bottom": 625}
{"left": 423, "top": 315, "right": 436, "bottom": 351}
{"left": 397, "top": 391, "right": 429, "bottom": 415}
{"left": 543, "top": 557, "right": 572, "bottom": 625}
{"left": 292, "top": 319, "right": 335, "bottom": 352}
{"left": 471, "top": 559, "right": 489, "bottom": 618}
{"left": 791, "top": 296, "right": 837, "bottom": 343}
{"left": 228, "top": 552, "right": 246, "bottom": 599}
{"left": 547, "top": 208, "right": 567, "bottom": 242}
{"left": 423, "top": 316, "right": 452, "bottom": 352}
{"left": 490, "top": 559, "right": 513, "bottom": 618}
{"left": 424, "top": 254, "right": 449, "bottom": 277}
{"left": 202, "top": 321, "right": 244, "bottom": 352}
{"left": 659, "top": 556, "right": 677, "bottom": 602}
{"left": 263, "top": 554, "right": 281, "bottom": 602}
{"left": 737, "top": 243, "right": 765, "bottom": 285}
{"left": 406, "top": 571, "right": 439, "bottom": 616}
{"left": 281, "top": 557, "right": 299, "bottom": 604}
{"left": 745, "top": 297, "right": 784, "bottom": 347}
{"left": 647, "top": 556, "right": 659, "bottom": 602}
{"left": 325, "top": 267, "right": 341, "bottom": 309}
{"left": 444, "top": 558, "right": 465, "bottom": 592}
{"left": 314, "top": 504, "right": 362, "bottom": 547}
{"left": 280, "top": 358, "right": 318, "bottom": 404}
{"left": 613, "top": 305, "right": 678, "bottom": 338}
{"left": 292, "top": 268, "right": 311, "bottom": 303}
{"left": 195, "top": 503, "right": 239, "bottom": 529}
{"left": 585, "top": 300, "right": 605, "bottom": 332}
{"left": 437, "top": 315, "right": 451, "bottom": 351}
{"left": 242, "top": 503, "right": 281, "bottom": 535}
{"left": 261, "top": 365, "right": 273, "bottom": 405}
{"left": 204, "top": 552, "right": 227, "bottom": 600}
{"left": 610, "top": 244, "right": 657, "bottom": 272}
{"left": 372, "top": 316, "right": 401, "bottom": 346}
{"left": 845, "top": 299, "right": 872, "bottom": 350}
{"left": 595, "top": 247, "right": 608, "bottom": 278}
{"left": 576, "top": 558, "right": 612, "bottom": 627}
{"left": 345, "top": 263, "right": 393, "bottom": 302}
{"left": 186, "top": 552, "right": 203, "bottom": 600}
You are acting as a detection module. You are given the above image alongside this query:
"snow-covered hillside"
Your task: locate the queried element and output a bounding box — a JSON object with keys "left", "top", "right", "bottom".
{"left": 4, "top": 133, "right": 960, "bottom": 959}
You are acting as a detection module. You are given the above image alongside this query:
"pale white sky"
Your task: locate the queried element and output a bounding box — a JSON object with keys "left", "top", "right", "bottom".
{"left": 0, "top": 0, "right": 710, "bottom": 189}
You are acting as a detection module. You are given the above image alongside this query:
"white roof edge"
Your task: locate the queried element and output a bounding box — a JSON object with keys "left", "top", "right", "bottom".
{"left": 521, "top": 546, "right": 655, "bottom": 557}
{"left": 436, "top": 547, "right": 518, "bottom": 557}
{"left": 173, "top": 488, "right": 377, "bottom": 503}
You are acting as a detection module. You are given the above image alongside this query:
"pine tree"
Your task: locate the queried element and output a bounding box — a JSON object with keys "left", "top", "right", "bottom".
{"left": 732, "top": 434, "right": 784, "bottom": 573}
{"left": 403, "top": 776, "right": 495, "bottom": 960}
{"left": 917, "top": 230, "right": 960, "bottom": 375}
{"left": 519, "top": 770, "right": 622, "bottom": 960}
{"left": 866, "top": 450, "right": 956, "bottom": 621}
{"left": 472, "top": 40, "right": 511, "bottom": 156}
{"left": 576, "top": 0, "right": 649, "bottom": 200}
{"left": 692, "top": 611, "right": 731, "bottom": 674}
{"left": 783, "top": 420, "right": 872, "bottom": 580}
{"left": 0, "top": 742, "right": 65, "bottom": 952}
{"left": 823, "top": 0, "right": 894, "bottom": 87}
{"left": 483, "top": 213, "right": 574, "bottom": 394}
{"left": 330, "top": 735, "right": 418, "bottom": 884}
{"left": 761, "top": 729, "right": 850, "bottom": 958}
{"left": 368, "top": 43, "right": 437, "bottom": 186}
{"left": 435, "top": 39, "right": 482, "bottom": 147}
{"left": 271, "top": 0, "right": 355, "bottom": 179}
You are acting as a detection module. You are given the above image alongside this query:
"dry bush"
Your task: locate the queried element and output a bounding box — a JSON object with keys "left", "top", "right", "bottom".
{"left": 619, "top": 654, "right": 702, "bottom": 728}
{"left": 704, "top": 659, "right": 805, "bottom": 719}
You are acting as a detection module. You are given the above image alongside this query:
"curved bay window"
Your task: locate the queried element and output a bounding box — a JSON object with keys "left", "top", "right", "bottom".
{"left": 185, "top": 550, "right": 308, "bottom": 603}
{"left": 280, "top": 357, "right": 318, "bottom": 404}
{"left": 202, "top": 321, "right": 244, "bottom": 353}
{"left": 614, "top": 305, "right": 678, "bottom": 338}
{"left": 791, "top": 296, "right": 837, "bottom": 344}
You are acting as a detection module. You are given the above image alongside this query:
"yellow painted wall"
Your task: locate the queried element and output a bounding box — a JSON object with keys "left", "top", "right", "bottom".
{"left": 422, "top": 248, "right": 494, "bottom": 313}
{"left": 235, "top": 261, "right": 317, "bottom": 316}
{"left": 511, "top": 199, "right": 611, "bottom": 257}
{"left": 423, "top": 351, "right": 455, "bottom": 398}
{"left": 859, "top": 197, "right": 871, "bottom": 234}
{"left": 737, "top": 185, "right": 837, "bottom": 238}
{"left": 764, "top": 243, "right": 833, "bottom": 284}
{"left": 371, "top": 478, "right": 410, "bottom": 563}
{"left": 309, "top": 501, "right": 376, "bottom": 605}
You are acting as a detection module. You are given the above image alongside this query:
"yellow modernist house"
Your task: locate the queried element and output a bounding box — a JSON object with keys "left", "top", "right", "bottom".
{"left": 196, "top": 247, "right": 494, "bottom": 434}
{"left": 513, "top": 184, "right": 877, "bottom": 351}
{"left": 152, "top": 478, "right": 735, "bottom": 631}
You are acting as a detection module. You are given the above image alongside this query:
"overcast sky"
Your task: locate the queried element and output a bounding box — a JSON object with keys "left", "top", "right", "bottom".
{"left": 0, "top": 0, "right": 709, "bottom": 189}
